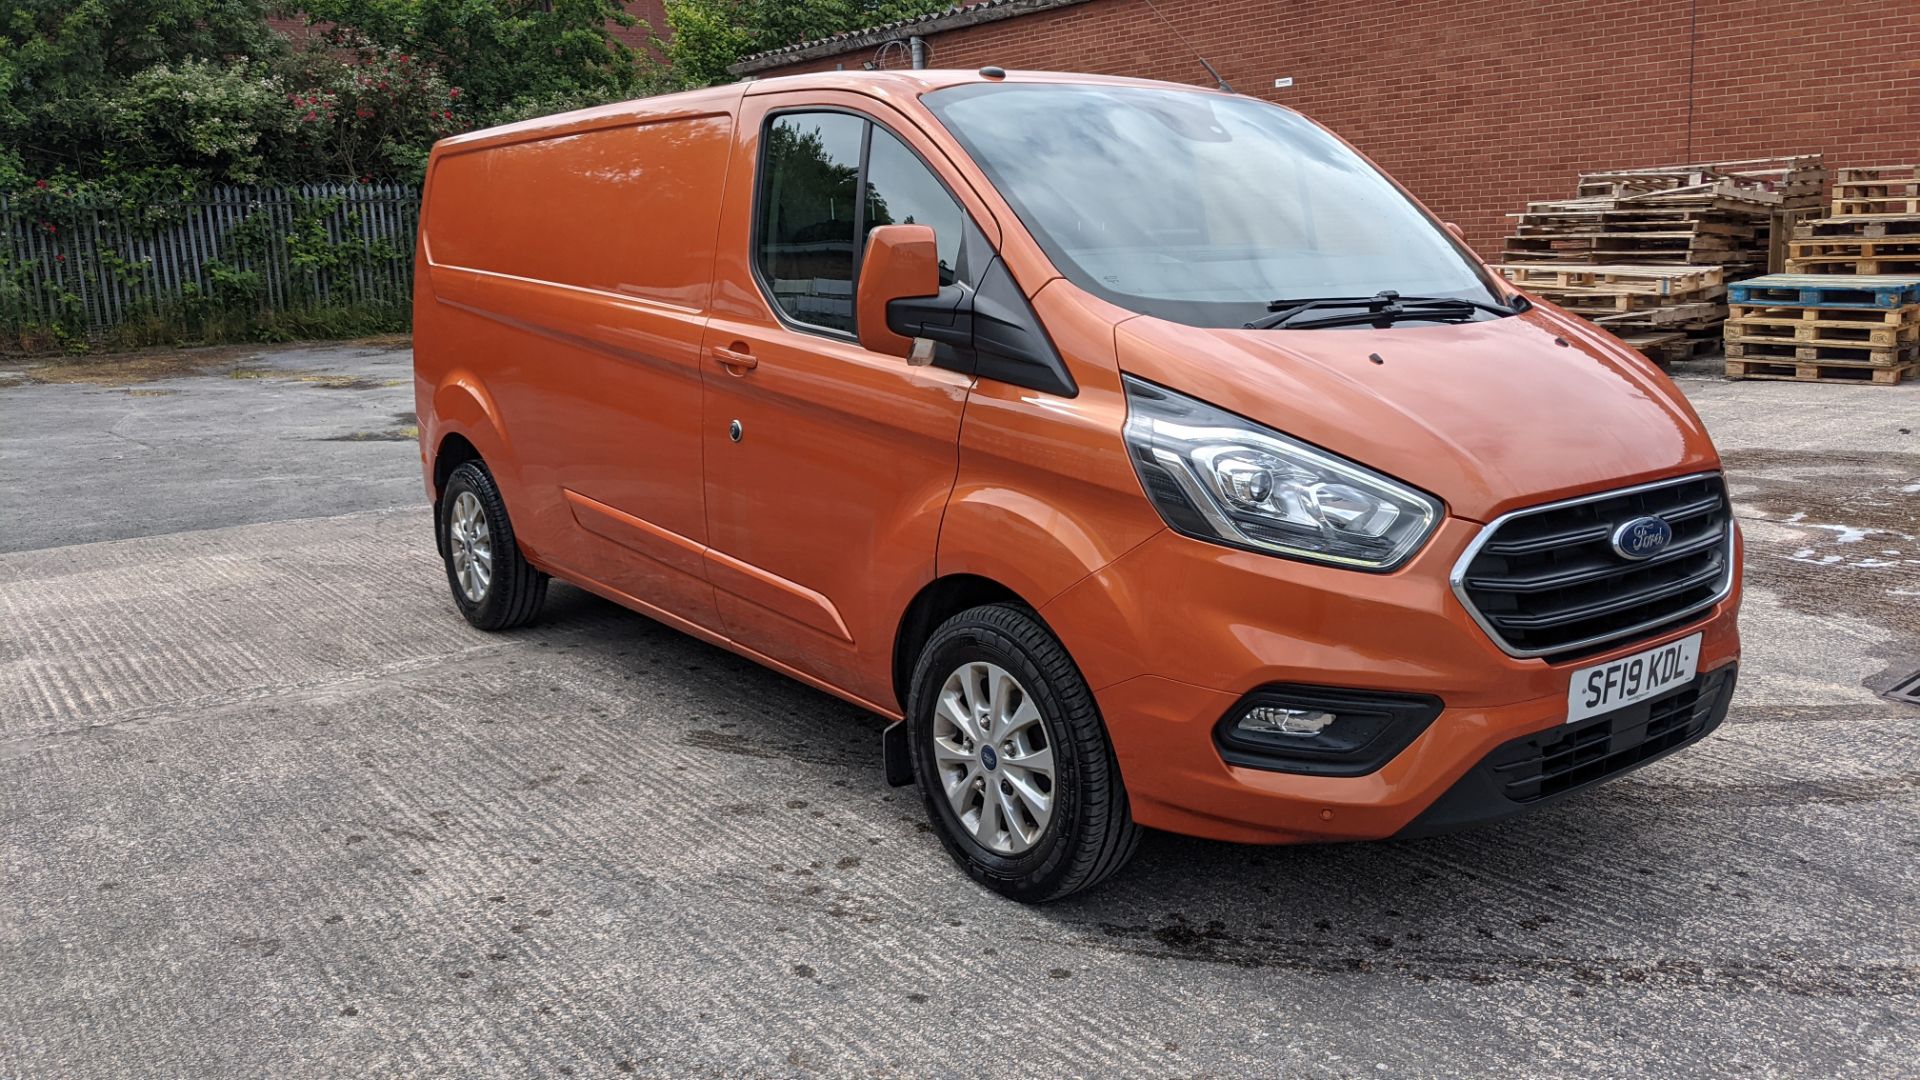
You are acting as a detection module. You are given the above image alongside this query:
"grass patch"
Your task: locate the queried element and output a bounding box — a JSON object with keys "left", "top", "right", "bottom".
{"left": 319, "top": 425, "right": 419, "bottom": 442}
{"left": 17, "top": 345, "right": 262, "bottom": 386}
{"left": 2, "top": 305, "right": 411, "bottom": 360}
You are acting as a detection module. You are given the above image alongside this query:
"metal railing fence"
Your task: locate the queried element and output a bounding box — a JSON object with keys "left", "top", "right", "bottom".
{"left": 1, "top": 183, "right": 420, "bottom": 335}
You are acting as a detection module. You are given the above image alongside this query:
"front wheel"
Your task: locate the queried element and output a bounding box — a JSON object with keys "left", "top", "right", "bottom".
{"left": 907, "top": 604, "right": 1140, "bottom": 902}
{"left": 438, "top": 460, "right": 547, "bottom": 631}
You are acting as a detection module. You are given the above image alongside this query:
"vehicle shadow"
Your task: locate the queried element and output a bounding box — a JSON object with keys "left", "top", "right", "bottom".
{"left": 524, "top": 584, "right": 1832, "bottom": 996}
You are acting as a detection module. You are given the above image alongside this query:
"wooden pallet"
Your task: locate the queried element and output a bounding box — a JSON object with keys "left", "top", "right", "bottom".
{"left": 1592, "top": 302, "right": 1726, "bottom": 328}
{"left": 1834, "top": 196, "right": 1920, "bottom": 216}
{"left": 1725, "top": 358, "right": 1917, "bottom": 385}
{"left": 1785, "top": 254, "right": 1920, "bottom": 275}
{"left": 1725, "top": 274, "right": 1920, "bottom": 309}
{"left": 1793, "top": 214, "right": 1920, "bottom": 240}
{"left": 1554, "top": 292, "right": 1715, "bottom": 315}
{"left": 1497, "top": 263, "right": 1725, "bottom": 294}
{"left": 1627, "top": 332, "right": 1720, "bottom": 365}
{"left": 1618, "top": 330, "right": 1687, "bottom": 356}
{"left": 1831, "top": 166, "right": 1920, "bottom": 216}
{"left": 1787, "top": 237, "right": 1920, "bottom": 259}
{"left": 1726, "top": 301, "right": 1919, "bottom": 325}
{"left": 1768, "top": 207, "right": 1820, "bottom": 273}
{"left": 1724, "top": 316, "right": 1919, "bottom": 348}
{"left": 1724, "top": 338, "right": 1917, "bottom": 365}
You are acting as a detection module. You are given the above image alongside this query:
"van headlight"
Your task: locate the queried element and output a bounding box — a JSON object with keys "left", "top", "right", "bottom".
{"left": 1122, "top": 376, "right": 1441, "bottom": 570}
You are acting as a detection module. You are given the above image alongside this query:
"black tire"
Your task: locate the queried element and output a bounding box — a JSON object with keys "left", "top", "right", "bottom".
{"left": 438, "top": 460, "right": 547, "bottom": 631}
{"left": 907, "top": 603, "right": 1140, "bottom": 902}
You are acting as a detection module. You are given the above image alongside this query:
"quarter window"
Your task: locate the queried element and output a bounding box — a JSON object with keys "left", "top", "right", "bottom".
{"left": 756, "top": 111, "right": 968, "bottom": 335}
{"left": 863, "top": 126, "right": 963, "bottom": 287}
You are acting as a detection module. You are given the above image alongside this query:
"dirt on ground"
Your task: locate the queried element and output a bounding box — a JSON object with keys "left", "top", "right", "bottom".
{"left": 1, "top": 335, "right": 411, "bottom": 387}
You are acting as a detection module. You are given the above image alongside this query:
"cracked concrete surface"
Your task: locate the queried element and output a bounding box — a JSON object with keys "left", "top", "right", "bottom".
{"left": 1, "top": 346, "right": 1916, "bottom": 1078}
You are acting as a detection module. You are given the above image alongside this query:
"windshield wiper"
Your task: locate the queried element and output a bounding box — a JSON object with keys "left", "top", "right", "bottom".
{"left": 1245, "top": 290, "right": 1529, "bottom": 330}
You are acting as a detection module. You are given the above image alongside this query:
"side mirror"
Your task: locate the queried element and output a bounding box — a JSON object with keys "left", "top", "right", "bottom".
{"left": 1443, "top": 221, "right": 1466, "bottom": 240}
{"left": 857, "top": 224, "right": 941, "bottom": 359}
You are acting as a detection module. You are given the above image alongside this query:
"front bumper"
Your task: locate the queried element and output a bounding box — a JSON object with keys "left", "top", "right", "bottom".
{"left": 1397, "top": 662, "right": 1737, "bottom": 837}
{"left": 1039, "top": 521, "right": 1743, "bottom": 844}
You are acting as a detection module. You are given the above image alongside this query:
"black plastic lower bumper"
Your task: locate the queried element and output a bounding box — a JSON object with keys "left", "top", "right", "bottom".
{"left": 1396, "top": 662, "right": 1738, "bottom": 839}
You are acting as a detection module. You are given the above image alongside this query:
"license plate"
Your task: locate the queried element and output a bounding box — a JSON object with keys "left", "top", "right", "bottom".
{"left": 1565, "top": 633, "right": 1701, "bottom": 724}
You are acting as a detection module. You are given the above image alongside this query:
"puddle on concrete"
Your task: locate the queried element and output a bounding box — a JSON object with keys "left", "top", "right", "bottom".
{"left": 1728, "top": 449, "right": 1920, "bottom": 636}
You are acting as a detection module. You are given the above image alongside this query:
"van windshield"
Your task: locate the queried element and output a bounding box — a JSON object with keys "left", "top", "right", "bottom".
{"left": 924, "top": 82, "right": 1502, "bottom": 328}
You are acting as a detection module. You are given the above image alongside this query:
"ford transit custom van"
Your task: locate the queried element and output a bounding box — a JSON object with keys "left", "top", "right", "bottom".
{"left": 413, "top": 70, "right": 1740, "bottom": 901}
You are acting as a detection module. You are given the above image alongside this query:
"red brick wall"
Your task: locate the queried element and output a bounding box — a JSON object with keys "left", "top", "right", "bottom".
{"left": 751, "top": 0, "right": 1920, "bottom": 258}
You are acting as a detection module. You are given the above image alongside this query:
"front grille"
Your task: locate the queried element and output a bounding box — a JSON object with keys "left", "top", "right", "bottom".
{"left": 1487, "top": 665, "right": 1735, "bottom": 803}
{"left": 1454, "top": 473, "right": 1733, "bottom": 658}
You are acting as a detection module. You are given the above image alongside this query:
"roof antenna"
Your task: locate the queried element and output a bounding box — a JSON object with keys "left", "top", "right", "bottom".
{"left": 1138, "top": 0, "right": 1235, "bottom": 93}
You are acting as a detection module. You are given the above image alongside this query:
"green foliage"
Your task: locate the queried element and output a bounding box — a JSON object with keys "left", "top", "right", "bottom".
{"left": 656, "top": 0, "right": 954, "bottom": 89}
{"left": 0, "top": 0, "right": 650, "bottom": 191}
{"left": 272, "top": 38, "right": 465, "bottom": 181}
{"left": 656, "top": 0, "right": 756, "bottom": 90}
{"left": 294, "top": 0, "right": 644, "bottom": 118}
{"left": 97, "top": 59, "right": 293, "bottom": 184}
{"left": 0, "top": 1, "right": 285, "bottom": 185}
{"left": 0, "top": 0, "right": 962, "bottom": 350}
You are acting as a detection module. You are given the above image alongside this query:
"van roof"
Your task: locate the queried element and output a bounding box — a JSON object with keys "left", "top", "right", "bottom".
{"left": 435, "top": 69, "right": 1227, "bottom": 154}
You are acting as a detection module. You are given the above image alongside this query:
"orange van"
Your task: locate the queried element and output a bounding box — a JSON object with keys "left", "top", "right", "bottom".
{"left": 413, "top": 69, "right": 1740, "bottom": 901}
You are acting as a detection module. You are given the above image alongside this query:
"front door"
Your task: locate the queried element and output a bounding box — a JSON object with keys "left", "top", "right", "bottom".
{"left": 699, "top": 95, "right": 995, "bottom": 706}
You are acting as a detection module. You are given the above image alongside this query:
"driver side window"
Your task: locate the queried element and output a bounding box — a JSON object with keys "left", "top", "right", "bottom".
{"left": 755, "top": 111, "right": 966, "bottom": 336}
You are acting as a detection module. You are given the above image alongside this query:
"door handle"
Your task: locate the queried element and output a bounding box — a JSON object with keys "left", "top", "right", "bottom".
{"left": 713, "top": 344, "right": 758, "bottom": 373}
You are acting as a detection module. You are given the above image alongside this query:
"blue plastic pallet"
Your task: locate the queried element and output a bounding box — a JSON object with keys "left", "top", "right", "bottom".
{"left": 1727, "top": 274, "right": 1920, "bottom": 310}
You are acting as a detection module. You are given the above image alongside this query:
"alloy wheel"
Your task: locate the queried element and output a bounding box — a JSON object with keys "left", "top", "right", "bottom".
{"left": 448, "top": 490, "right": 493, "bottom": 603}
{"left": 931, "top": 661, "right": 1056, "bottom": 855}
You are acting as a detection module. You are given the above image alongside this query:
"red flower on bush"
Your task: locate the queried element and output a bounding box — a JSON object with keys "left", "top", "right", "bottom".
{"left": 35, "top": 179, "right": 49, "bottom": 189}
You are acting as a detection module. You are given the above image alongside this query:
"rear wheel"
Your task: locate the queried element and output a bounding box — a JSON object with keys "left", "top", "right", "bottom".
{"left": 439, "top": 460, "right": 546, "bottom": 630}
{"left": 907, "top": 603, "right": 1140, "bottom": 902}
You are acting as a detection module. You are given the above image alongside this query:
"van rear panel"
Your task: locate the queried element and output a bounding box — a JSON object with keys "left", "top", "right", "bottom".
{"left": 414, "top": 95, "right": 741, "bottom": 624}
{"left": 422, "top": 113, "right": 734, "bottom": 307}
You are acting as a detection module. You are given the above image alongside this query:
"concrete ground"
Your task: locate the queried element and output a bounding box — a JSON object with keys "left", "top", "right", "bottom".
{"left": 1, "top": 344, "right": 1915, "bottom": 1078}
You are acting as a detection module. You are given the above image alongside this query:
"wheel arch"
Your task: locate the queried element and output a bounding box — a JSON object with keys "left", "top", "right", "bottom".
{"left": 892, "top": 573, "right": 1038, "bottom": 714}
{"left": 425, "top": 374, "right": 513, "bottom": 502}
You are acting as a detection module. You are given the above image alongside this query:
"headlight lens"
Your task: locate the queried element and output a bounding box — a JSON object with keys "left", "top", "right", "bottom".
{"left": 1122, "top": 376, "right": 1441, "bottom": 570}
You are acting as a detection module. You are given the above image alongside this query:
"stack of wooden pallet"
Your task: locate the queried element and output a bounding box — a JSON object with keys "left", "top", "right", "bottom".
{"left": 1496, "top": 264, "right": 1725, "bottom": 361}
{"left": 1503, "top": 156, "right": 1827, "bottom": 269}
{"left": 1722, "top": 274, "right": 1920, "bottom": 385}
{"left": 1498, "top": 156, "right": 1826, "bottom": 362}
{"left": 1785, "top": 166, "right": 1920, "bottom": 275}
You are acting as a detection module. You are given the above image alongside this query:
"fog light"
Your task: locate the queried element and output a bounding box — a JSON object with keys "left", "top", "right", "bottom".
{"left": 1237, "top": 706, "right": 1336, "bottom": 737}
{"left": 1215, "top": 686, "right": 1444, "bottom": 777}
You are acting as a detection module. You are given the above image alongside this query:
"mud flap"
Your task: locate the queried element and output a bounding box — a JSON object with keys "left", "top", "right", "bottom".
{"left": 881, "top": 720, "right": 915, "bottom": 787}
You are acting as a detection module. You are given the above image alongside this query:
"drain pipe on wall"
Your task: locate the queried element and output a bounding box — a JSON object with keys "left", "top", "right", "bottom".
{"left": 909, "top": 36, "right": 928, "bottom": 69}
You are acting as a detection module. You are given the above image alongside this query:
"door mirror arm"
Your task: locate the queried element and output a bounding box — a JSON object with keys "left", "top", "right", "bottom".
{"left": 858, "top": 226, "right": 1077, "bottom": 397}
{"left": 887, "top": 283, "right": 973, "bottom": 350}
